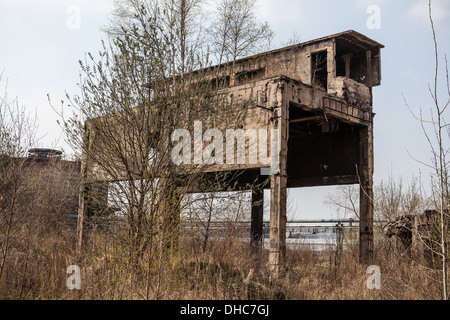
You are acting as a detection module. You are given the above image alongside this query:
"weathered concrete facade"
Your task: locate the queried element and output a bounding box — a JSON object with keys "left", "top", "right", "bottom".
{"left": 77, "top": 30, "right": 384, "bottom": 273}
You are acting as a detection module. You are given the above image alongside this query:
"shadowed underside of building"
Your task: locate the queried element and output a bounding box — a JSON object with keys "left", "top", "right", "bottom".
{"left": 77, "top": 30, "right": 384, "bottom": 275}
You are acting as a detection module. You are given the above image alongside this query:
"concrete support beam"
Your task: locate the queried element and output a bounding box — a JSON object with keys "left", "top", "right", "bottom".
{"left": 159, "top": 185, "right": 182, "bottom": 253}
{"left": 250, "top": 187, "right": 264, "bottom": 252}
{"left": 269, "top": 174, "right": 287, "bottom": 276}
{"left": 77, "top": 182, "right": 109, "bottom": 253}
{"left": 359, "top": 124, "right": 374, "bottom": 264}
{"left": 268, "top": 81, "right": 288, "bottom": 277}
{"left": 77, "top": 128, "right": 90, "bottom": 255}
{"left": 342, "top": 53, "right": 352, "bottom": 78}
{"left": 366, "top": 50, "right": 373, "bottom": 86}
{"left": 77, "top": 184, "right": 88, "bottom": 255}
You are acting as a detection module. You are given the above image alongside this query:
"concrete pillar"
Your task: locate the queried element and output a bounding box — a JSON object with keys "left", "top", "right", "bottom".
{"left": 77, "top": 182, "right": 109, "bottom": 253}
{"left": 159, "top": 183, "right": 182, "bottom": 253}
{"left": 359, "top": 125, "right": 374, "bottom": 264}
{"left": 366, "top": 50, "right": 373, "bottom": 86}
{"left": 77, "top": 184, "right": 88, "bottom": 255}
{"left": 342, "top": 53, "right": 352, "bottom": 78}
{"left": 269, "top": 174, "right": 287, "bottom": 275}
{"left": 77, "top": 127, "right": 90, "bottom": 255}
{"left": 250, "top": 187, "right": 264, "bottom": 252}
{"left": 268, "top": 80, "right": 288, "bottom": 276}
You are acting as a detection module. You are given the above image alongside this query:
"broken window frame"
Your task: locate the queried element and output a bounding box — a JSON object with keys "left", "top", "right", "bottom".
{"left": 311, "top": 50, "right": 328, "bottom": 91}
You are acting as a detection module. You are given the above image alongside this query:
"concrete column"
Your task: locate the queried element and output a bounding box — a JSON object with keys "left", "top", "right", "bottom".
{"left": 250, "top": 187, "right": 264, "bottom": 252}
{"left": 76, "top": 128, "right": 91, "bottom": 255}
{"left": 366, "top": 50, "right": 373, "bottom": 86}
{"left": 77, "top": 182, "right": 109, "bottom": 253}
{"left": 268, "top": 80, "right": 288, "bottom": 277}
{"left": 269, "top": 174, "right": 287, "bottom": 275}
{"left": 342, "top": 53, "right": 352, "bottom": 78}
{"left": 77, "top": 184, "right": 88, "bottom": 255}
{"left": 359, "top": 124, "right": 374, "bottom": 264}
{"left": 159, "top": 182, "right": 182, "bottom": 253}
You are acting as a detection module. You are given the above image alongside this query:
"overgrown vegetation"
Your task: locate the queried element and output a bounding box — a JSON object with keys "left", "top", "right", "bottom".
{"left": 1, "top": 0, "right": 449, "bottom": 300}
{"left": 1, "top": 220, "right": 448, "bottom": 300}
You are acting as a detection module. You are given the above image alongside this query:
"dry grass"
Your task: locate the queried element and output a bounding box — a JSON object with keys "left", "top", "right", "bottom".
{"left": 0, "top": 221, "right": 447, "bottom": 300}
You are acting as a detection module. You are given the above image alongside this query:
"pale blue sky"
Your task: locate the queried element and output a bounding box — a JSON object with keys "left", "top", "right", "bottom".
{"left": 1, "top": 0, "right": 449, "bottom": 219}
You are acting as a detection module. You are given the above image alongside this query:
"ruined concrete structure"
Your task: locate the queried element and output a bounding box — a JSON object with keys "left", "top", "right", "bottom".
{"left": 1, "top": 149, "right": 80, "bottom": 218}
{"left": 77, "top": 30, "right": 384, "bottom": 273}
{"left": 384, "top": 215, "right": 414, "bottom": 250}
{"left": 385, "top": 210, "right": 449, "bottom": 266}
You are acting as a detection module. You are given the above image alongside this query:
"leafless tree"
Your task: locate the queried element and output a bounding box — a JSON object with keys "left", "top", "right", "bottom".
{"left": 0, "top": 71, "right": 38, "bottom": 282}
{"left": 185, "top": 190, "right": 251, "bottom": 253}
{"left": 375, "top": 175, "right": 426, "bottom": 222}
{"left": 404, "top": 0, "right": 450, "bottom": 300}
{"left": 210, "top": 0, "right": 274, "bottom": 68}
{"left": 324, "top": 185, "right": 360, "bottom": 220}
{"left": 54, "top": 0, "right": 272, "bottom": 298}
{"left": 281, "top": 30, "right": 301, "bottom": 48}
{"left": 1, "top": 70, "right": 82, "bottom": 298}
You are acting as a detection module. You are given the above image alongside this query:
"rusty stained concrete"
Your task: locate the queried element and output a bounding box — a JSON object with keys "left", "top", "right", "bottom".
{"left": 77, "top": 30, "right": 384, "bottom": 276}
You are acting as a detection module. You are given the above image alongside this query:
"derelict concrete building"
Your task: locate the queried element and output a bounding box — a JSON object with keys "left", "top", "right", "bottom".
{"left": 77, "top": 30, "right": 384, "bottom": 273}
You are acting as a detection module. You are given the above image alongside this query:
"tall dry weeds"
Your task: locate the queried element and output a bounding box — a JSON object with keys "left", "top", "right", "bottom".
{"left": 1, "top": 215, "right": 448, "bottom": 300}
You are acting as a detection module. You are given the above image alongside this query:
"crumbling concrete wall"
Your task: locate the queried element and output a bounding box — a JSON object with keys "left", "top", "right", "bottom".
{"left": 77, "top": 30, "right": 384, "bottom": 273}
{"left": 384, "top": 210, "right": 448, "bottom": 267}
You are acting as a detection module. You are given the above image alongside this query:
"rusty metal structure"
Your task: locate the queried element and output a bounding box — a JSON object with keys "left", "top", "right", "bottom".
{"left": 77, "top": 30, "right": 384, "bottom": 273}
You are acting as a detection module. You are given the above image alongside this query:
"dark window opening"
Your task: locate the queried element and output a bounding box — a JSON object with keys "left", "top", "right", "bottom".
{"left": 235, "top": 68, "right": 265, "bottom": 86}
{"left": 336, "top": 57, "right": 346, "bottom": 78}
{"left": 350, "top": 53, "right": 368, "bottom": 83}
{"left": 336, "top": 38, "right": 381, "bottom": 86}
{"left": 211, "top": 76, "right": 230, "bottom": 90}
{"left": 288, "top": 104, "right": 360, "bottom": 179}
{"left": 193, "top": 76, "right": 230, "bottom": 91}
{"left": 311, "top": 51, "right": 328, "bottom": 91}
{"left": 336, "top": 51, "right": 369, "bottom": 84}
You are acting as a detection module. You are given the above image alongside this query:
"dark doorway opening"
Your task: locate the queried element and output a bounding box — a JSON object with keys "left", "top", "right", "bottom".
{"left": 311, "top": 51, "right": 328, "bottom": 91}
